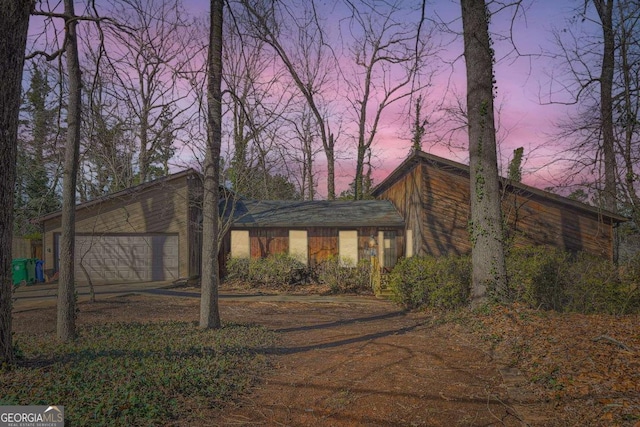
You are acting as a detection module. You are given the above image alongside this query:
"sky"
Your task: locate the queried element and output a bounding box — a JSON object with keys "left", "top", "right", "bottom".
{"left": 237, "top": 0, "right": 592, "bottom": 197}
{"left": 174, "top": 0, "right": 591, "bottom": 196}
{"left": 360, "top": 0, "right": 589, "bottom": 193}
{"left": 26, "top": 0, "right": 596, "bottom": 198}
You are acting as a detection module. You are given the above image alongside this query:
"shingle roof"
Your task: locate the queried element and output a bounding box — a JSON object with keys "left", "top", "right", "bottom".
{"left": 228, "top": 200, "right": 405, "bottom": 228}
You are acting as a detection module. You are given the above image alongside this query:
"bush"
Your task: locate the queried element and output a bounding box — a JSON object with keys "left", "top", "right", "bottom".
{"left": 388, "top": 255, "right": 470, "bottom": 309}
{"left": 226, "top": 256, "right": 250, "bottom": 282}
{"left": 563, "top": 252, "right": 632, "bottom": 315}
{"left": 225, "top": 254, "right": 307, "bottom": 288}
{"left": 505, "top": 246, "right": 569, "bottom": 310}
{"left": 506, "top": 246, "right": 640, "bottom": 315}
{"left": 618, "top": 252, "right": 640, "bottom": 314}
{"left": 315, "top": 256, "right": 372, "bottom": 294}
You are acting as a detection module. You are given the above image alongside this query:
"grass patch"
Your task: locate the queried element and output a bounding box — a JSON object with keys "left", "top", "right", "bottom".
{"left": 1, "top": 321, "right": 276, "bottom": 426}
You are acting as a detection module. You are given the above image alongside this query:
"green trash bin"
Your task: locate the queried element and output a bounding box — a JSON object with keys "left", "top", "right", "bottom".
{"left": 12, "top": 258, "right": 36, "bottom": 286}
{"left": 12, "top": 258, "right": 28, "bottom": 286}
{"left": 26, "top": 258, "right": 36, "bottom": 285}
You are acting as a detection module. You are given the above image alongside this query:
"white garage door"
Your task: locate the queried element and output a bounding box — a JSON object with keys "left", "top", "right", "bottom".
{"left": 69, "top": 234, "right": 179, "bottom": 283}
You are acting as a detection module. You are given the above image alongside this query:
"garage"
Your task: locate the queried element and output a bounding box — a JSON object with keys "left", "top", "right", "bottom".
{"left": 39, "top": 170, "right": 203, "bottom": 284}
{"left": 58, "top": 234, "right": 179, "bottom": 284}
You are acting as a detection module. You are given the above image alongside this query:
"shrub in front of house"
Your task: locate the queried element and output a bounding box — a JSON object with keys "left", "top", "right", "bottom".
{"left": 315, "top": 256, "right": 372, "bottom": 294}
{"left": 225, "top": 256, "right": 251, "bottom": 282}
{"left": 505, "top": 246, "right": 640, "bottom": 315}
{"left": 562, "top": 252, "right": 638, "bottom": 315}
{"left": 225, "top": 254, "right": 307, "bottom": 288}
{"left": 504, "top": 246, "right": 570, "bottom": 310}
{"left": 618, "top": 251, "right": 640, "bottom": 314}
{"left": 388, "top": 255, "right": 471, "bottom": 309}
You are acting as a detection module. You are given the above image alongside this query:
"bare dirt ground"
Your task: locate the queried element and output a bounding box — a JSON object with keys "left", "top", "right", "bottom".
{"left": 12, "top": 287, "right": 639, "bottom": 426}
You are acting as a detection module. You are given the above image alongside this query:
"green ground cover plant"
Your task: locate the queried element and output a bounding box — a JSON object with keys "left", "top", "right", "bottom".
{"left": 1, "top": 322, "right": 276, "bottom": 426}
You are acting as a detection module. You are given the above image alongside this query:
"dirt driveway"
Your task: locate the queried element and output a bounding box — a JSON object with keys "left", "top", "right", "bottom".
{"left": 12, "top": 288, "right": 545, "bottom": 426}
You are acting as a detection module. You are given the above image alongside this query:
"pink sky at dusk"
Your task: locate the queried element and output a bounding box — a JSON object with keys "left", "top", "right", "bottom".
{"left": 314, "top": 0, "right": 588, "bottom": 197}
{"left": 25, "top": 0, "right": 592, "bottom": 198}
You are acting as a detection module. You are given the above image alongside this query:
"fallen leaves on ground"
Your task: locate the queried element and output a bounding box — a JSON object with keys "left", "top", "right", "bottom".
{"left": 458, "top": 303, "right": 640, "bottom": 426}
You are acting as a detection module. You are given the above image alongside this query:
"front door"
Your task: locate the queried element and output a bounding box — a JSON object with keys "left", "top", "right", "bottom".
{"left": 378, "top": 230, "right": 397, "bottom": 270}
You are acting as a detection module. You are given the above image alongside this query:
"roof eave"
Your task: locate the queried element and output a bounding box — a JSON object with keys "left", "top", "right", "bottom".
{"left": 34, "top": 168, "right": 201, "bottom": 224}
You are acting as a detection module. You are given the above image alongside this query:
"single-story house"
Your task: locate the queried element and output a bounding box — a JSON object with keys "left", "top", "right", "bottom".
{"left": 372, "top": 150, "right": 627, "bottom": 261}
{"left": 39, "top": 181, "right": 406, "bottom": 283}
{"left": 221, "top": 199, "right": 406, "bottom": 271}
{"left": 38, "top": 169, "right": 203, "bottom": 283}
{"left": 37, "top": 149, "right": 627, "bottom": 284}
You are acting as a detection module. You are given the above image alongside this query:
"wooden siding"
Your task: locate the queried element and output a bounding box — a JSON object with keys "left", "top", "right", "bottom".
{"left": 378, "top": 164, "right": 423, "bottom": 257}
{"left": 502, "top": 188, "right": 614, "bottom": 258}
{"left": 232, "top": 226, "right": 404, "bottom": 268}
{"left": 251, "top": 229, "right": 289, "bottom": 258}
{"left": 376, "top": 159, "right": 616, "bottom": 259}
{"left": 42, "top": 174, "right": 195, "bottom": 279}
{"left": 378, "top": 163, "right": 471, "bottom": 256}
{"left": 308, "top": 227, "right": 338, "bottom": 265}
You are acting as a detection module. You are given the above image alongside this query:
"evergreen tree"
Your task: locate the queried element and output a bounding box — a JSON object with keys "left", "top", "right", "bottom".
{"left": 507, "top": 147, "right": 524, "bottom": 183}
{"left": 14, "top": 65, "right": 61, "bottom": 235}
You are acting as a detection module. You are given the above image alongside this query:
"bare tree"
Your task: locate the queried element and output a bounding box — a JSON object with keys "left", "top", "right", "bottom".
{"left": 461, "top": 0, "right": 507, "bottom": 305}
{"left": 56, "top": 0, "right": 83, "bottom": 342}
{"left": 222, "top": 13, "right": 297, "bottom": 199}
{"left": 0, "top": 0, "right": 33, "bottom": 366}
{"left": 615, "top": 0, "right": 640, "bottom": 225}
{"left": 200, "top": 0, "right": 223, "bottom": 329}
{"left": 77, "top": 34, "right": 135, "bottom": 199}
{"left": 593, "top": 0, "right": 617, "bottom": 215}
{"left": 342, "top": 0, "right": 430, "bottom": 199}
{"left": 285, "top": 106, "right": 322, "bottom": 200}
{"left": 102, "top": 0, "right": 197, "bottom": 183}
{"left": 547, "top": 0, "right": 640, "bottom": 259}
{"left": 240, "top": 0, "right": 339, "bottom": 199}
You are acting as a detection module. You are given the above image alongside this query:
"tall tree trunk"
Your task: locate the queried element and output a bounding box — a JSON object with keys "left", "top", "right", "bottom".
{"left": 354, "top": 75, "right": 371, "bottom": 201}
{"left": 57, "top": 0, "right": 82, "bottom": 341}
{"left": 0, "top": 0, "right": 32, "bottom": 365}
{"left": 593, "top": 0, "right": 618, "bottom": 262}
{"left": 593, "top": 0, "right": 616, "bottom": 213}
{"left": 200, "top": 0, "right": 223, "bottom": 329}
{"left": 326, "top": 133, "right": 335, "bottom": 200}
{"left": 305, "top": 134, "right": 314, "bottom": 200}
{"left": 461, "top": 0, "right": 507, "bottom": 305}
{"left": 139, "top": 108, "right": 150, "bottom": 183}
{"left": 354, "top": 145, "right": 366, "bottom": 200}
{"left": 618, "top": 3, "right": 640, "bottom": 225}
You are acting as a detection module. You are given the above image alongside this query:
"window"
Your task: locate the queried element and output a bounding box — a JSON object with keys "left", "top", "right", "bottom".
{"left": 289, "top": 230, "right": 308, "bottom": 265}
{"left": 378, "top": 230, "right": 398, "bottom": 268}
{"left": 339, "top": 230, "right": 358, "bottom": 266}
{"left": 230, "top": 230, "right": 250, "bottom": 258}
